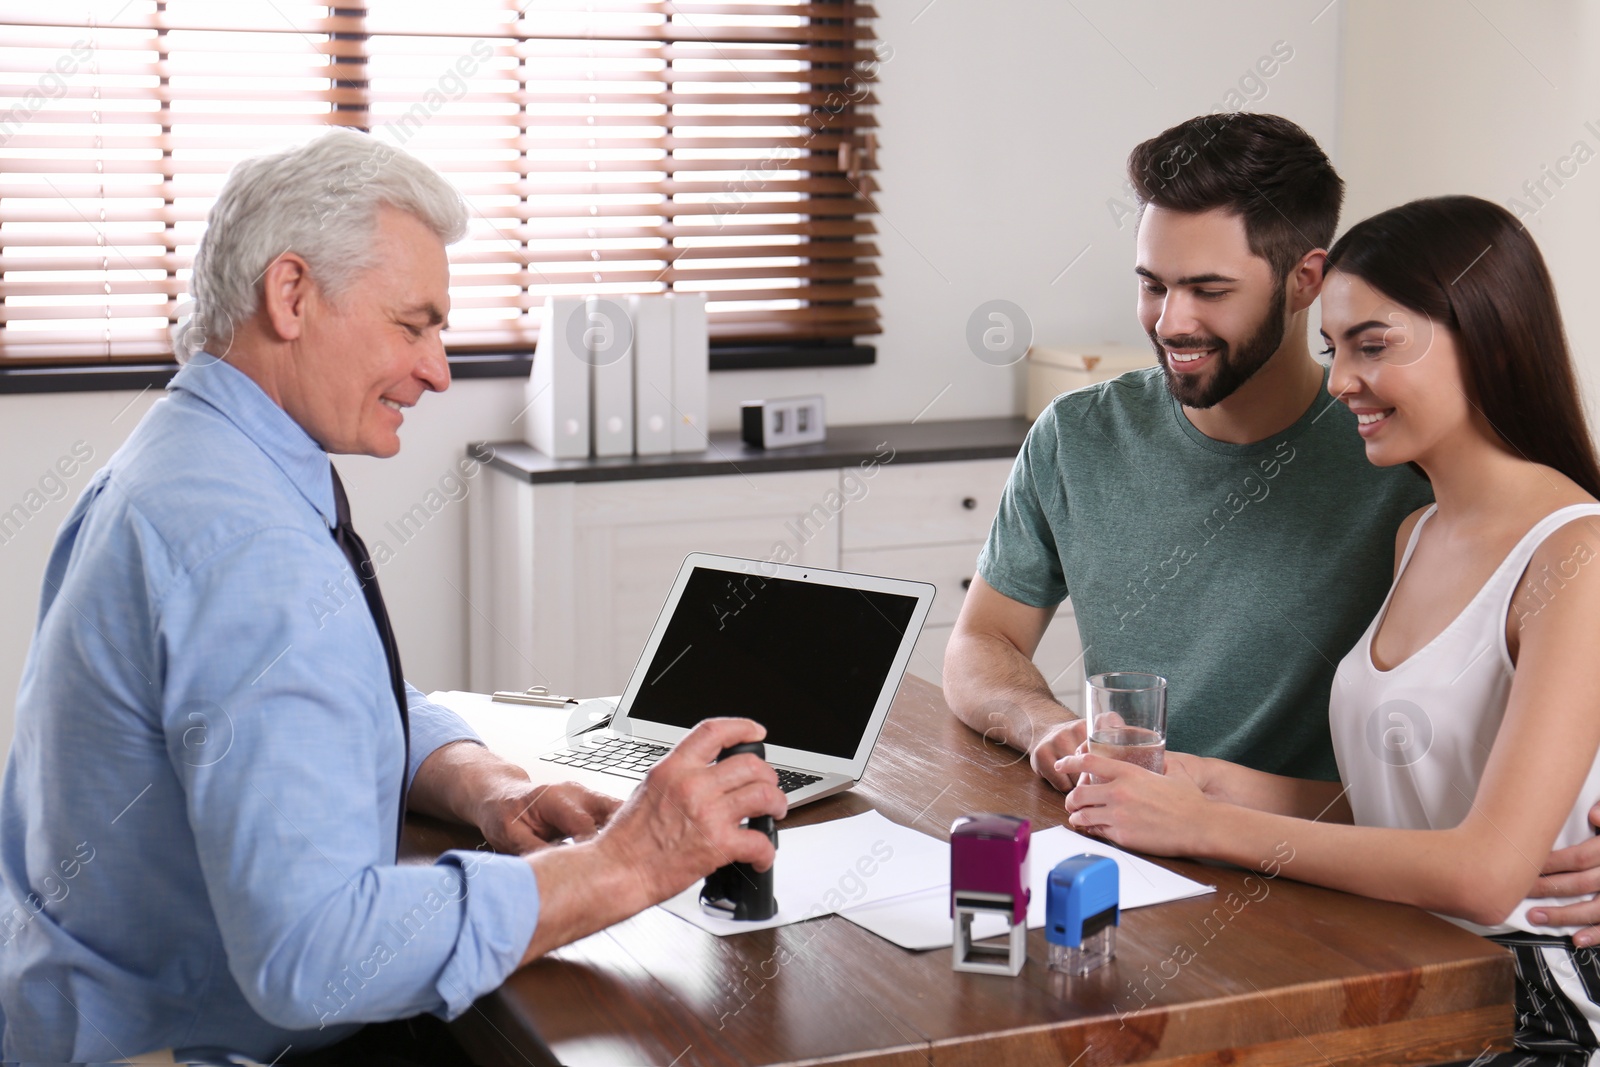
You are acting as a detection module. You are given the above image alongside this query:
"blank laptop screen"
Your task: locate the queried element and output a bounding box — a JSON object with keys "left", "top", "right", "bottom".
{"left": 626, "top": 566, "right": 921, "bottom": 759}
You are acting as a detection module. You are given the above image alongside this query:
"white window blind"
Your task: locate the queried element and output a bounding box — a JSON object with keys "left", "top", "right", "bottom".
{"left": 0, "top": 0, "right": 881, "bottom": 366}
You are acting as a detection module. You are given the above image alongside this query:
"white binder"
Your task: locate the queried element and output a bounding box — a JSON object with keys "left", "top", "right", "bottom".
{"left": 669, "top": 291, "right": 709, "bottom": 453}
{"left": 525, "top": 296, "right": 590, "bottom": 460}
{"left": 587, "top": 297, "right": 634, "bottom": 457}
{"left": 629, "top": 294, "right": 674, "bottom": 456}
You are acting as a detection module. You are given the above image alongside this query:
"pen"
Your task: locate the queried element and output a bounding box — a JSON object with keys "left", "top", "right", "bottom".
{"left": 492, "top": 686, "right": 579, "bottom": 709}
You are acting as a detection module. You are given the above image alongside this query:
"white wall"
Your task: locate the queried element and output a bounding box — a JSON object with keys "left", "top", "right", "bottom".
{"left": 0, "top": 2, "right": 1348, "bottom": 754}
{"left": 1338, "top": 0, "right": 1600, "bottom": 418}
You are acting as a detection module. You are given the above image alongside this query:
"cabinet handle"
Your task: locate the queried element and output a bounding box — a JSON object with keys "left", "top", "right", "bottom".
{"left": 961, "top": 496, "right": 977, "bottom": 510}
{"left": 961, "top": 577, "right": 972, "bottom": 591}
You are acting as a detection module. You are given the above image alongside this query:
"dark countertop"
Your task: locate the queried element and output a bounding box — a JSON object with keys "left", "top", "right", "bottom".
{"left": 471, "top": 416, "right": 1031, "bottom": 485}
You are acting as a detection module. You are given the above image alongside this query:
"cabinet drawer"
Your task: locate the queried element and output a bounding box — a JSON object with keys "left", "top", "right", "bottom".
{"left": 841, "top": 542, "right": 982, "bottom": 628}
{"left": 842, "top": 458, "right": 1015, "bottom": 550}
{"left": 573, "top": 469, "right": 842, "bottom": 526}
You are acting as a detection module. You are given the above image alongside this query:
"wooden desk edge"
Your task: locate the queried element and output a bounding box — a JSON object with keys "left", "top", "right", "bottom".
{"left": 893, "top": 947, "right": 1512, "bottom": 1067}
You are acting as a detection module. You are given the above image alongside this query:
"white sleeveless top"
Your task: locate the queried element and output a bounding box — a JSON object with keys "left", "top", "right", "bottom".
{"left": 1329, "top": 503, "right": 1600, "bottom": 936}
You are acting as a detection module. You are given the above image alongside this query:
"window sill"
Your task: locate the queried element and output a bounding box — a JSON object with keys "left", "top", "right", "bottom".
{"left": 0, "top": 343, "right": 876, "bottom": 395}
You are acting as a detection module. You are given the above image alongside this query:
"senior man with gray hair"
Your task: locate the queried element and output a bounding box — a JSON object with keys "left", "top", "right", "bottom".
{"left": 0, "top": 129, "right": 786, "bottom": 1064}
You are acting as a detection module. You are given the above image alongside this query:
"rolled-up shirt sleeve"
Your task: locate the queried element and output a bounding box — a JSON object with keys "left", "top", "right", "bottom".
{"left": 158, "top": 526, "right": 538, "bottom": 1031}
{"left": 404, "top": 685, "right": 484, "bottom": 792}
{"left": 427, "top": 850, "right": 537, "bottom": 1017}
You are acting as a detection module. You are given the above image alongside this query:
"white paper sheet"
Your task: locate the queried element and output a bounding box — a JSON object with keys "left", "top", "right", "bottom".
{"left": 657, "top": 810, "right": 950, "bottom": 936}
{"left": 835, "top": 825, "right": 1215, "bottom": 951}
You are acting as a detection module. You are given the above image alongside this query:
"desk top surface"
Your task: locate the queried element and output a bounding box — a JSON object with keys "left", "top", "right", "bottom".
{"left": 408, "top": 676, "right": 1512, "bottom": 1066}
{"left": 471, "top": 416, "right": 1031, "bottom": 486}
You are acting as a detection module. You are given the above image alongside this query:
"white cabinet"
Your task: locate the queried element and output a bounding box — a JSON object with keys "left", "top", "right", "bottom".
{"left": 468, "top": 439, "right": 1085, "bottom": 702}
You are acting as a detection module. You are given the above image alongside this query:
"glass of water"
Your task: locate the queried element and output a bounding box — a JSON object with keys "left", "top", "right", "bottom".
{"left": 1083, "top": 672, "right": 1167, "bottom": 783}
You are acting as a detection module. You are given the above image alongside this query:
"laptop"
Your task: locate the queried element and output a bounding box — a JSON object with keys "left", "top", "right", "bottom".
{"left": 535, "top": 552, "right": 935, "bottom": 806}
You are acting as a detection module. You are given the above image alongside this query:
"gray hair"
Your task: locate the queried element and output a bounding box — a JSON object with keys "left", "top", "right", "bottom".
{"left": 176, "top": 128, "right": 467, "bottom": 362}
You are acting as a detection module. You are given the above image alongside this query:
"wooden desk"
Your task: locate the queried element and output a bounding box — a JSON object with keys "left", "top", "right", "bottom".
{"left": 413, "top": 676, "right": 1513, "bottom": 1066}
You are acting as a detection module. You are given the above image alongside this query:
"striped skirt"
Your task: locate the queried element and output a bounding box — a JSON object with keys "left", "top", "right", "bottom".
{"left": 1451, "top": 932, "right": 1600, "bottom": 1066}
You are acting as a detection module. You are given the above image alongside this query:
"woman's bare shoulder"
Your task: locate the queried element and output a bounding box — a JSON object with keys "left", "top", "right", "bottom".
{"left": 1390, "top": 505, "right": 1433, "bottom": 579}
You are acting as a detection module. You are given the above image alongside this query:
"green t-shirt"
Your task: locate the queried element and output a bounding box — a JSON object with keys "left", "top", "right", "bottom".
{"left": 977, "top": 366, "right": 1435, "bottom": 780}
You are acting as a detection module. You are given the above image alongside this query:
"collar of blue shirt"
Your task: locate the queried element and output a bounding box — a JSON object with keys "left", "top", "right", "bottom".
{"left": 170, "top": 353, "right": 338, "bottom": 528}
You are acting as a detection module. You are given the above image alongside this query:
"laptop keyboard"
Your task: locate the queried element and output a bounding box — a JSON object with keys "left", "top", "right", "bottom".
{"left": 541, "top": 735, "right": 667, "bottom": 780}
{"left": 540, "top": 736, "right": 825, "bottom": 793}
{"left": 774, "top": 768, "right": 824, "bottom": 793}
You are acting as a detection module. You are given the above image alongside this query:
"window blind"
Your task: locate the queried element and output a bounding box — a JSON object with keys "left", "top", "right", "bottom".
{"left": 0, "top": 0, "right": 881, "bottom": 366}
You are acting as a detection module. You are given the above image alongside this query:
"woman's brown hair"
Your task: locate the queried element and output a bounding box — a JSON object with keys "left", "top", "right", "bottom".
{"left": 1326, "top": 195, "right": 1600, "bottom": 498}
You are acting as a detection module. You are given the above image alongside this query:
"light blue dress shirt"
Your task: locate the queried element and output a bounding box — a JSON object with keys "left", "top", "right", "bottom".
{"left": 0, "top": 357, "right": 539, "bottom": 1062}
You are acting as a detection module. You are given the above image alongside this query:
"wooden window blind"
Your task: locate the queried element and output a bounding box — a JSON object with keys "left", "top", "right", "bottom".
{"left": 0, "top": 1, "right": 881, "bottom": 367}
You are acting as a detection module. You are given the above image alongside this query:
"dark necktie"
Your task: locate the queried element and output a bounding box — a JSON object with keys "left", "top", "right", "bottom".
{"left": 329, "top": 465, "right": 411, "bottom": 846}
